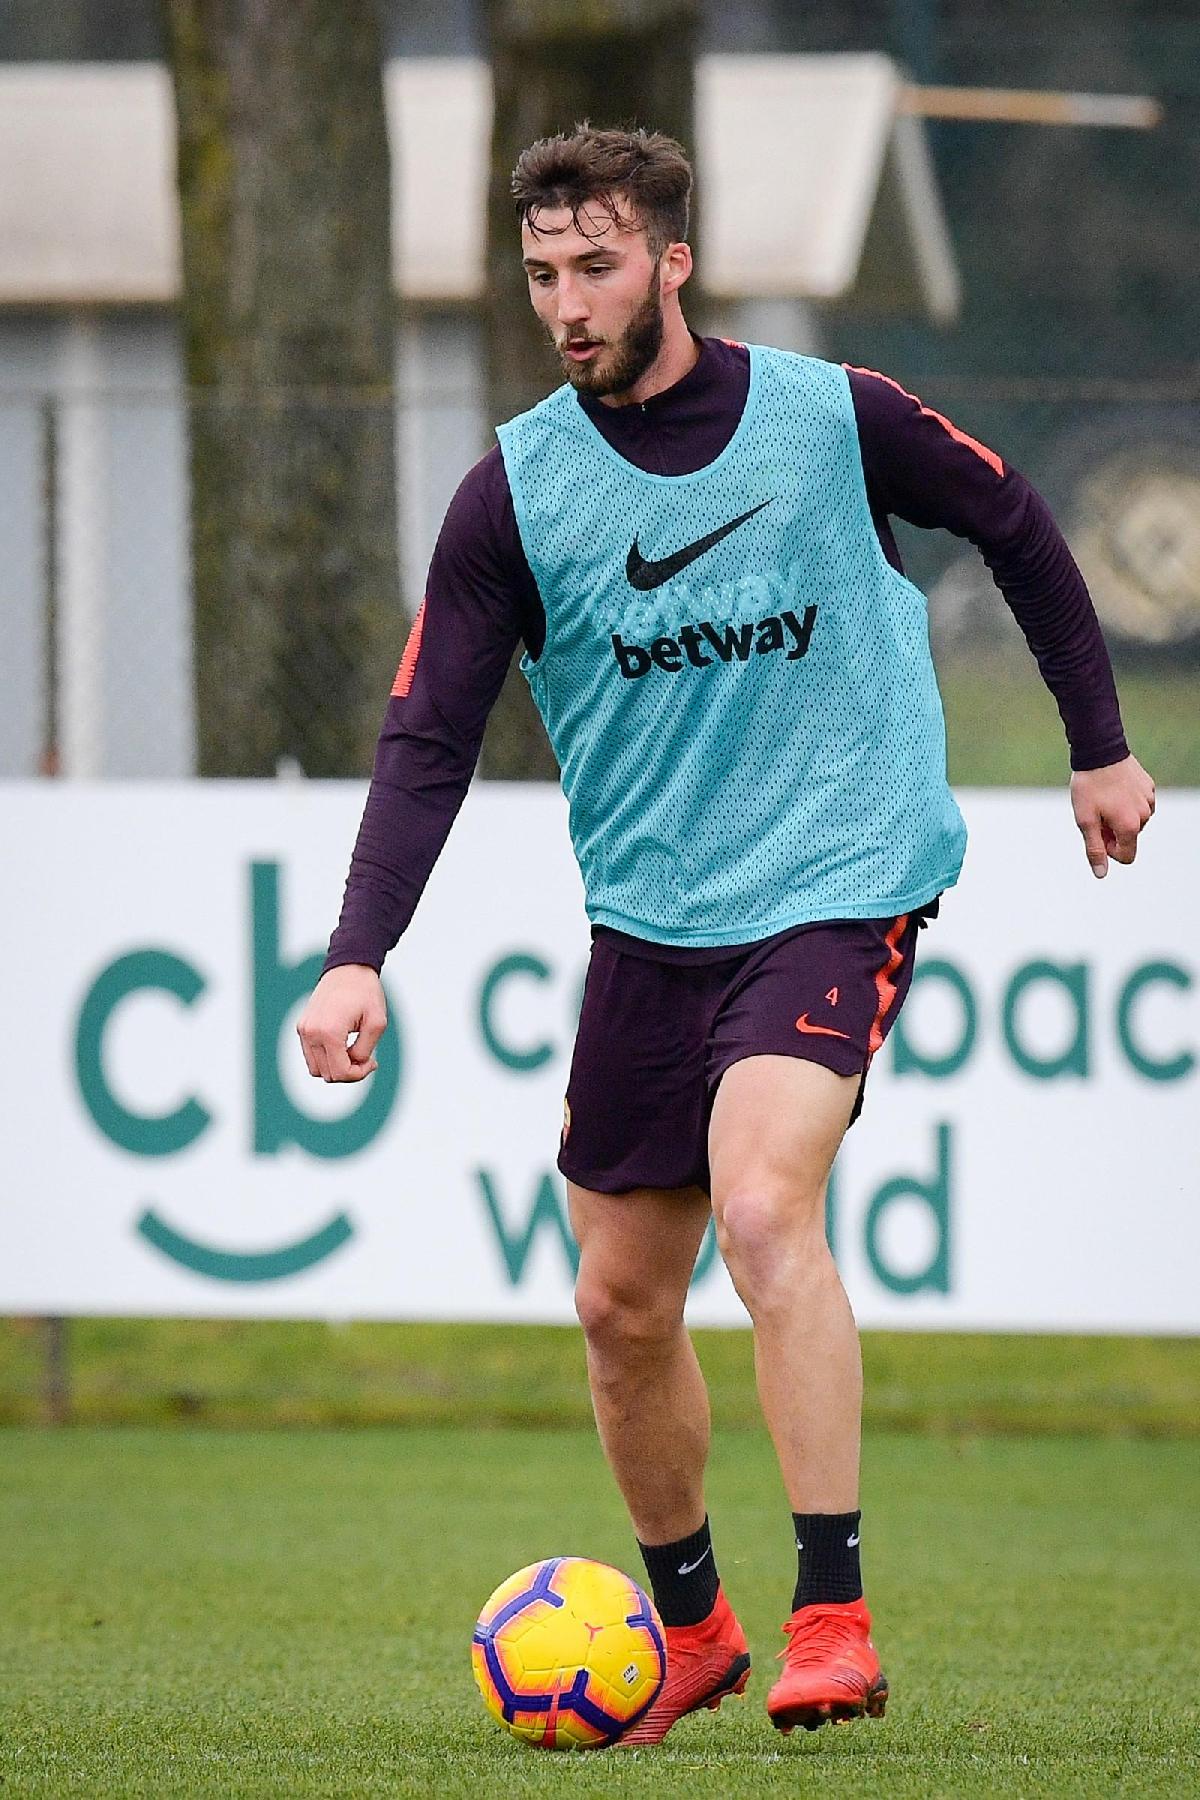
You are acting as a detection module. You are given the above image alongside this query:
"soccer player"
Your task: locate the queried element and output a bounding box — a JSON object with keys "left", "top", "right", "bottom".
{"left": 297, "top": 127, "right": 1155, "bottom": 1742}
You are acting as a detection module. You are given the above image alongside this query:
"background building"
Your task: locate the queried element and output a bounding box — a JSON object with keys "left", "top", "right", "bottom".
{"left": 0, "top": 0, "right": 1197, "bottom": 777}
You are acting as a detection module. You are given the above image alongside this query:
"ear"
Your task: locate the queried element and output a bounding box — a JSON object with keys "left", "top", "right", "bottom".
{"left": 659, "top": 240, "right": 693, "bottom": 299}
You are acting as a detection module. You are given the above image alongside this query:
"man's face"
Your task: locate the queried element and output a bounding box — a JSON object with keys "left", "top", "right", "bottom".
{"left": 521, "top": 198, "right": 665, "bottom": 398}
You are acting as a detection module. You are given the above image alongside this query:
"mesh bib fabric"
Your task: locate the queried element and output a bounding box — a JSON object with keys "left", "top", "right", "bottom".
{"left": 496, "top": 347, "right": 967, "bottom": 945}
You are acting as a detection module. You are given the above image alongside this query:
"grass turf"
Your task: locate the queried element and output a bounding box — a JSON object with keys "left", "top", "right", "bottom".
{"left": 2, "top": 1425, "right": 1197, "bottom": 1796}
{"left": 939, "top": 651, "right": 1200, "bottom": 787}
{"left": 3, "top": 1320, "right": 1199, "bottom": 1436}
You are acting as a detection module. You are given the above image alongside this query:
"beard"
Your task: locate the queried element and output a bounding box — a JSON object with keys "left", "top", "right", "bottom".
{"left": 553, "top": 278, "right": 665, "bottom": 398}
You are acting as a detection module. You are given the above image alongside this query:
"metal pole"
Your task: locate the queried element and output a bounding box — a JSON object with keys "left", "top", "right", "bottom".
{"left": 40, "top": 392, "right": 60, "bottom": 775}
{"left": 41, "top": 1316, "right": 70, "bottom": 1426}
{"left": 58, "top": 312, "right": 108, "bottom": 777}
{"left": 899, "top": 86, "right": 1163, "bottom": 129}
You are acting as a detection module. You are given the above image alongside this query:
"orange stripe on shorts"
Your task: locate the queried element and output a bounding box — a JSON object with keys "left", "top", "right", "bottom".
{"left": 391, "top": 598, "right": 427, "bottom": 699}
{"left": 867, "top": 914, "right": 910, "bottom": 1055}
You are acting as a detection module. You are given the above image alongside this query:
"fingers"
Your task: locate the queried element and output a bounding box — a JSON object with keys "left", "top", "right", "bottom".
{"left": 296, "top": 1011, "right": 385, "bottom": 1083}
{"left": 1078, "top": 813, "right": 1108, "bottom": 878}
{"left": 1109, "top": 798, "right": 1155, "bottom": 865}
{"left": 295, "top": 1022, "right": 323, "bottom": 1072}
{"left": 320, "top": 1035, "right": 359, "bottom": 1082}
{"left": 1081, "top": 804, "right": 1153, "bottom": 875}
{"left": 346, "top": 1017, "right": 384, "bottom": 1079}
{"left": 1108, "top": 818, "right": 1140, "bottom": 866}
{"left": 297, "top": 1026, "right": 338, "bottom": 1081}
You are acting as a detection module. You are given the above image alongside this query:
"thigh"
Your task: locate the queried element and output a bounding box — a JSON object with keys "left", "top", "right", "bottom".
{"left": 568, "top": 1180, "right": 713, "bottom": 1315}
{"left": 708, "top": 1054, "right": 857, "bottom": 1226}
{"left": 558, "top": 939, "right": 722, "bottom": 1194}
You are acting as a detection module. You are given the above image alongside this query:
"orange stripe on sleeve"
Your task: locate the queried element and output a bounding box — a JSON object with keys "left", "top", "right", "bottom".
{"left": 867, "top": 914, "right": 911, "bottom": 1055}
{"left": 391, "top": 598, "right": 427, "bottom": 699}
{"left": 846, "top": 364, "right": 1005, "bottom": 478}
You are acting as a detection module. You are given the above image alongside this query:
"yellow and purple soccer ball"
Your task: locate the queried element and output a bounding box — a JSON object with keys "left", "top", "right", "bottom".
{"left": 471, "top": 1556, "right": 666, "bottom": 1749}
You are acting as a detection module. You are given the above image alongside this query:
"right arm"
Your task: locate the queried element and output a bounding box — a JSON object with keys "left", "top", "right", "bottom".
{"left": 296, "top": 448, "right": 545, "bottom": 1082}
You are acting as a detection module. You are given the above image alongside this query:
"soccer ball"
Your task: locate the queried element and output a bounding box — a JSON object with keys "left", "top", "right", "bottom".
{"left": 471, "top": 1556, "right": 666, "bottom": 1749}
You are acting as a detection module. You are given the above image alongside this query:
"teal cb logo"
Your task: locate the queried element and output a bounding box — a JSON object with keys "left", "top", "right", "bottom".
{"left": 74, "top": 861, "right": 401, "bottom": 1280}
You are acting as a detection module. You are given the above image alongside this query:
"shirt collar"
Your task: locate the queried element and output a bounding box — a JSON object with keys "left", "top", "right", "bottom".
{"left": 576, "top": 333, "right": 721, "bottom": 420}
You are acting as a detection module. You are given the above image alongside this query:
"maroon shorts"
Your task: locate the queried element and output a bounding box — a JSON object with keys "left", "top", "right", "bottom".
{"left": 557, "top": 911, "right": 928, "bottom": 1195}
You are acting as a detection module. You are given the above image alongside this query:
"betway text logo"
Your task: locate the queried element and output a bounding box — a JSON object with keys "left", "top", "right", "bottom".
{"left": 613, "top": 603, "right": 817, "bottom": 679}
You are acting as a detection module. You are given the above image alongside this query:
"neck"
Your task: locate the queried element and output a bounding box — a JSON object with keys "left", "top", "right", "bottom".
{"left": 599, "top": 307, "right": 698, "bottom": 408}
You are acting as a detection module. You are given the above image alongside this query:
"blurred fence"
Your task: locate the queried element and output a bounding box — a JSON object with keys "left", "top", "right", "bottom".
{"left": 2, "top": 368, "right": 1198, "bottom": 784}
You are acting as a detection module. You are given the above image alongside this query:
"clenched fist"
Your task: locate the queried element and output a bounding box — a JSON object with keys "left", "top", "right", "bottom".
{"left": 296, "top": 964, "right": 386, "bottom": 1082}
{"left": 1071, "top": 754, "right": 1156, "bottom": 879}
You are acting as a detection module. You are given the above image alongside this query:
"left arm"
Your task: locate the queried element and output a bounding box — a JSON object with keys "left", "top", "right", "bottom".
{"left": 847, "top": 365, "right": 1155, "bottom": 876}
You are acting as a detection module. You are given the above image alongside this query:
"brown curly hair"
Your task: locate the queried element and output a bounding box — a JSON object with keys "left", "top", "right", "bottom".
{"left": 512, "top": 124, "right": 692, "bottom": 259}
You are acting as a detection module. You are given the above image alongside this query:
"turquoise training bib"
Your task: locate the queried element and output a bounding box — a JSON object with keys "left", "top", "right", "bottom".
{"left": 496, "top": 346, "right": 967, "bottom": 945}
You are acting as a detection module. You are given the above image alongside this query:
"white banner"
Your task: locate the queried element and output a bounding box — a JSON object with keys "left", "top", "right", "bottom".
{"left": 2, "top": 782, "right": 1196, "bottom": 1332}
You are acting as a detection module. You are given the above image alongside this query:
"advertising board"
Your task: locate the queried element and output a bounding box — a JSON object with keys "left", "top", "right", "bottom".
{"left": 3, "top": 784, "right": 1195, "bottom": 1331}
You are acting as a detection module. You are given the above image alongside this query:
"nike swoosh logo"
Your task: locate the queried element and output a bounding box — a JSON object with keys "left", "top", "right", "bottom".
{"left": 677, "top": 1545, "right": 713, "bottom": 1576}
{"left": 795, "top": 1013, "right": 853, "bottom": 1041}
{"left": 847, "top": 1532, "right": 860, "bottom": 1547}
{"left": 626, "top": 499, "right": 773, "bottom": 590}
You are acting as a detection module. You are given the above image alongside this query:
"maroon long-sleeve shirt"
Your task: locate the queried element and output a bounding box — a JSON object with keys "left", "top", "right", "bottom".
{"left": 324, "top": 336, "right": 1127, "bottom": 975}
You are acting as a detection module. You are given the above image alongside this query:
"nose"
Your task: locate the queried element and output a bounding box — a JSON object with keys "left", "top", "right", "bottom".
{"left": 556, "top": 276, "right": 588, "bottom": 327}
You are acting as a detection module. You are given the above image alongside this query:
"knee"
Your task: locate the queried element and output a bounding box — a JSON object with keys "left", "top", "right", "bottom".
{"left": 574, "top": 1271, "right": 683, "bottom": 1362}
{"left": 715, "top": 1181, "right": 830, "bottom": 1314}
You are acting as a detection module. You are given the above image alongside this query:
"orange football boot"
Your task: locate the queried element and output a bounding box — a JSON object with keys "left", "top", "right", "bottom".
{"left": 619, "top": 1586, "right": 751, "bottom": 1746}
{"left": 766, "top": 1597, "right": 888, "bottom": 1733}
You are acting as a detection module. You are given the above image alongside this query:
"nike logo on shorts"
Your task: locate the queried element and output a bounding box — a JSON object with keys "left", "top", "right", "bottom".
{"left": 626, "top": 499, "right": 773, "bottom": 590}
{"left": 795, "top": 1012, "right": 853, "bottom": 1041}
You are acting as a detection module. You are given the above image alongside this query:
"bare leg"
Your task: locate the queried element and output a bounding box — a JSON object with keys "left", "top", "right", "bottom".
{"left": 568, "top": 1181, "right": 713, "bottom": 1544}
{"left": 708, "top": 1056, "right": 861, "bottom": 1510}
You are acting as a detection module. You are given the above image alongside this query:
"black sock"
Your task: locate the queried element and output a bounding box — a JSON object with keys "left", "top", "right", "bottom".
{"left": 792, "top": 1510, "right": 863, "bottom": 1610}
{"left": 637, "top": 1516, "right": 720, "bottom": 1627}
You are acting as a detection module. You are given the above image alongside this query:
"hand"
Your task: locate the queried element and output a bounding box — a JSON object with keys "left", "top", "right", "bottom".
{"left": 1070, "top": 754, "right": 1156, "bottom": 879}
{"left": 296, "top": 964, "right": 387, "bottom": 1082}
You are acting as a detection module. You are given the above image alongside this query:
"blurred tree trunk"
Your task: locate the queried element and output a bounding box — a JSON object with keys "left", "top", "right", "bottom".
{"left": 479, "top": 0, "right": 700, "bottom": 779}
{"left": 162, "top": 0, "right": 400, "bottom": 775}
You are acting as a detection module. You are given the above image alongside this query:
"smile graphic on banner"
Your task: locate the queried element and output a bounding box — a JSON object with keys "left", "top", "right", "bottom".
{"left": 135, "top": 1207, "right": 355, "bottom": 1281}
{"left": 72, "top": 863, "right": 402, "bottom": 1284}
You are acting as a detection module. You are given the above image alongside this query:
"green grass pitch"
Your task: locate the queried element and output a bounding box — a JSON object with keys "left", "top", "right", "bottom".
{"left": 4, "top": 1321, "right": 1198, "bottom": 1435}
{"left": 2, "top": 1423, "right": 1197, "bottom": 1796}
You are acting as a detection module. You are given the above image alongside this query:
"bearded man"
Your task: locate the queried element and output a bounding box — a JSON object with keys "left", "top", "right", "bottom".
{"left": 298, "top": 126, "right": 1154, "bottom": 1743}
